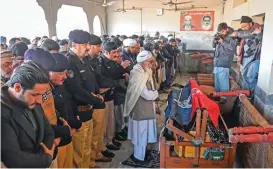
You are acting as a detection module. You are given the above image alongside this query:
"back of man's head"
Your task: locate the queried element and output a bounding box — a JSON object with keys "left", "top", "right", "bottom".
{"left": 59, "top": 39, "right": 69, "bottom": 46}
{"left": 20, "top": 37, "right": 31, "bottom": 45}
{"left": 41, "top": 39, "right": 60, "bottom": 52}
{"left": 8, "top": 61, "right": 49, "bottom": 90}
{"left": 11, "top": 42, "right": 28, "bottom": 57}
{"left": 9, "top": 37, "right": 21, "bottom": 49}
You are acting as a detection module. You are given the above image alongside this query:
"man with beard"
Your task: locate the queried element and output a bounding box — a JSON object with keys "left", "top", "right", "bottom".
{"left": 24, "top": 48, "right": 72, "bottom": 168}
{"left": 84, "top": 34, "right": 117, "bottom": 165}
{"left": 124, "top": 50, "right": 158, "bottom": 164}
{"left": 122, "top": 38, "right": 138, "bottom": 72}
{"left": 1, "top": 61, "right": 55, "bottom": 168}
{"left": 1, "top": 50, "right": 13, "bottom": 86}
{"left": 66, "top": 30, "right": 104, "bottom": 168}
{"left": 40, "top": 39, "right": 83, "bottom": 168}
{"left": 212, "top": 23, "right": 237, "bottom": 103}
{"left": 100, "top": 42, "right": 129, "bottom": 151}
{"left": 232, "top": 16, "right": 263, "bottom": 94}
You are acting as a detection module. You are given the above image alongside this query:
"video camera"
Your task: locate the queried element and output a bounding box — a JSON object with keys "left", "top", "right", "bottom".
{"left": 214, "top": 33, "right": 223, "bottom": 41}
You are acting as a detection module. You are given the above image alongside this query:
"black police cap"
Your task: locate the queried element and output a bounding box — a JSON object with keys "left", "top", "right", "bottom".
{"left": 69, "top": 29, "right": 90, "bottom": 44}
{"left": 89, "top": 34, "right": 102, "bottom": 45}
{"left": 103, "top": 42, "right": 118, "bottom": 52}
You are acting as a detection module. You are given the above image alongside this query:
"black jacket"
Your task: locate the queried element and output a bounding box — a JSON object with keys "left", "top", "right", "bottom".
{"left": 1, "top": 86, "right": 54, "bottom": 168}
{"left": 162, "top": 44, "right": 176, "bottom": 67}
{"left": 121, "top": 49, "right": 136, "bottom": 72}
{"left": 213, "top": 27, "right": 237, "bottom": 68}
{"left": 99, "top": 55, "right": 127, "bottom": 102}
{"left": 53, "top": 85, "right": 82, "bottom": 130}
{"left": 65, "top": 50, "right": 103, "bottom": 121}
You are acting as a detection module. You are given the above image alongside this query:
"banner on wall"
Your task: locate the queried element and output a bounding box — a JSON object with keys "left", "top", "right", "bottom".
{"left": 180, "top": 11, "right": 215, "bottom": 31}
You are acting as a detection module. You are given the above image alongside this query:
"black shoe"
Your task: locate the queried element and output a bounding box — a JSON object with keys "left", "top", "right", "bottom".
{"left": 122, "top": 126, "right": 128, "bottom": 133}
{"left": 106, "top": 143, "right": 120, "bottom": 150}
{"left": 101, "top": 150, "right": 115, "bottom": 158}
{"left": 114, "top": 133, "right": 127, "bottom": 141}
{"left": 120, "top": 130, "right": 128, "bottom": 138}
{"left": 112, "top": 138, "right": 122, "bottom": 147}
{"left": 131, "top": 154, "right": 149, "bottom": 164}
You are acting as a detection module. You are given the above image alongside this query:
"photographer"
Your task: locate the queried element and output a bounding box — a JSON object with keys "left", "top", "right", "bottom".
{"left": 213, "top": 23, "right": 238, "bottom": 102}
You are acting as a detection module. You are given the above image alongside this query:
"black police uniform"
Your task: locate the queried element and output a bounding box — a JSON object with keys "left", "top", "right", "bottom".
{"left": 98, "top": 55, "right": 127, "bottom": 103}
{"left": 53, "top": 85, "right": 82, "bottom": 130}
{"left": 65, "top": 50, "right": 103, "bottom": 121}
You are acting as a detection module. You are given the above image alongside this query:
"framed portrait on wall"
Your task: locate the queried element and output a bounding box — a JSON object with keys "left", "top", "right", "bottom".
{"left": 180, "top": 11, "right": 215, "bottom": 31}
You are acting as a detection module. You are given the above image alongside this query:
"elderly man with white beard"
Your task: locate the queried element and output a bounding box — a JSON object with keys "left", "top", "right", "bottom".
{"left": 1, "top": 50, "right": 13, "bottom": 86}
{"left": 124, "top": 50, "right": 159, "bottom": 164}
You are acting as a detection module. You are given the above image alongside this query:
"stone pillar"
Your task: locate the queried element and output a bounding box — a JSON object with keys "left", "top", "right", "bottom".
{"left": 37, "top": 0, "right": 61, "bottom": 38}
{"left": 83, "top": 8, "right": 95, "bottom": 34}
{"left": 254, "top": 10, "right": 273, "bottom": 124}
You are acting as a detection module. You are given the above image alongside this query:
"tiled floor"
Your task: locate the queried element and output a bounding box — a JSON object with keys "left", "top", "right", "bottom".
{"left": 97, "top": 74, "right": 195, "bottom": 168}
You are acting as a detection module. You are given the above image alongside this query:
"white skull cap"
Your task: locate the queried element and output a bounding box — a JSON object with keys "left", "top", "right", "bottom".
{"left": 123, "top": 38, "right": 137, "bottom": 47}
{"left": 137, "top": 50, "right": 153, "bottom": 63}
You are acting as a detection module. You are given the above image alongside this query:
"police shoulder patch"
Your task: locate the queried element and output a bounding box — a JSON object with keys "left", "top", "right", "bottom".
{"left": 42, "top": 93, "right": 48, "bottom": 101}
{"left": 66, "top": 70, "right": 74, "bottom": 78}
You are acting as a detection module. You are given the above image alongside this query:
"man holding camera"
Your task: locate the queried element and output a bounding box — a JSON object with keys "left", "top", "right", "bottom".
{"left": 213, "top": 23, "right": 238, "bottom": 102}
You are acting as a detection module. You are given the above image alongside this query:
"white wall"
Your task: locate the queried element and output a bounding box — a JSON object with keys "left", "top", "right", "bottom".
{"left": 107, "top": 0, "right": 222, "bottom": 50}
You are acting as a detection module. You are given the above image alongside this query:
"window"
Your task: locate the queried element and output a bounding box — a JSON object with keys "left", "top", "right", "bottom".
{"left": 93, "top": 15, "right": 102, "bottom": 36}
{"left": 56, "top": 5, "right": 89, "bottom": 39}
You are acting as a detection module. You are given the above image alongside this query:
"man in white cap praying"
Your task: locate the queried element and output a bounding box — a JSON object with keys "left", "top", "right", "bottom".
{"left": 124, "top": 50, "right": 158, "bottom": 164}
{"left": 121, "top": 38, "right": 138, "bottom": 72}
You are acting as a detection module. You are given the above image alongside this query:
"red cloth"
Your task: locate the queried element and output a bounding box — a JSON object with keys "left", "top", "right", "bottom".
{"left": 190, "top": 79, "right": 220, "bottom": 127}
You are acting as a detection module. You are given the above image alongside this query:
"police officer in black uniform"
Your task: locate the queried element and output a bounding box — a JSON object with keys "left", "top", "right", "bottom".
{"left": 65, "top": 29, "right": 103, "bottom": 168}
{"left": 99, "top": 42, "right": 129, "bottom": 149}
{"left": 83, "top": 34, "right": 118, "bottom": 162}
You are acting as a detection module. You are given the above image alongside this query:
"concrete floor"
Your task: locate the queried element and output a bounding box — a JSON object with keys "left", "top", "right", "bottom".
{"left": 97, "top": 74, "right": 195, "bottom": 168}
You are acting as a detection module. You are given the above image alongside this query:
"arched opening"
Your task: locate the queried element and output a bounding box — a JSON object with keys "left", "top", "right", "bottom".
{"left": 93, "top": 15, "right": 102, "bottom": 36}
{"left": 0, "top": 0, "right": 48, "bottom": 40}
{"left": 56, "top": 5, "right": 89, "bottom": 39}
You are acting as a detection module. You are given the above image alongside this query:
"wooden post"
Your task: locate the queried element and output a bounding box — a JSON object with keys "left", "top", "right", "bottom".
{"left": 160, "top": 137, "right": 166, "bottom": 168}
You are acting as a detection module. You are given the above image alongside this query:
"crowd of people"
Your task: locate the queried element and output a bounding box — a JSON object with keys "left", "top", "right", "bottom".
{"left": 1, "top": 27, "right": 180, "bottom": 168}
{"left": 0, "top": 15, "right": 263, "bottom": 168}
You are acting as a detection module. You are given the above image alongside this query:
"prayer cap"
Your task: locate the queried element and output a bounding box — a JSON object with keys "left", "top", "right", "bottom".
{"left": 137, "top": 50, "right": 153, "bottom": 63}
{"left": 123, "top": 38, "right": 137, "bottom": 47}
{"left": 1, "top": 50, "right": 12, "bottom": 58}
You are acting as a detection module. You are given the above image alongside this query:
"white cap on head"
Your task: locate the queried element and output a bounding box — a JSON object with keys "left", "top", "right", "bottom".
{"left": 59, "top": 45, "right": 68, "bottom": 52}
{"left": 137, "top": 50, "right": 153, "bottom": 63}
{"left": 123, "top": 38, "right": 137, "bottom": 47}
{"left": 52, "top": 36, "right": 58, "bottom": 41}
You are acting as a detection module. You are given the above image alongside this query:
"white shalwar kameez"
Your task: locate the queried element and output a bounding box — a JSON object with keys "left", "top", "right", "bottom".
{"left": 127, "top": 87, "right": 158, "bottom": 161}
